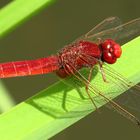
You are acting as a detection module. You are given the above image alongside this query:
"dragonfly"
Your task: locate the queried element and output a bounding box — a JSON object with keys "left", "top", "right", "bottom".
{"left": 1, "top": 17, "right": 140, "bottom": 126}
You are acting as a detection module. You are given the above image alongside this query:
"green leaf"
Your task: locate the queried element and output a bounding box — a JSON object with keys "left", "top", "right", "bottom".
{"left": 0, "top": 0, "right": 55, "bottom": 37}
{"left": 0, "top": 37, "right": 140, "bottom": 140}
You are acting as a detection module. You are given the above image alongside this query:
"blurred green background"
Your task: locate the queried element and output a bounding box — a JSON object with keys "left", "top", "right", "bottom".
{"left": 0, "top": 0, "right": 140, "bottom": 139}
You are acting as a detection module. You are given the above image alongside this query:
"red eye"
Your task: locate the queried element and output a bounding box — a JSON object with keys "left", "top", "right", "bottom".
{"left": 112, "top": 43, "right": 122, "bottom": 58}
{"left": 101, "top": 39, "right": 122, "bottom": 64}
{"left": 102, "top": 51, "right": 117, "bottom": 64}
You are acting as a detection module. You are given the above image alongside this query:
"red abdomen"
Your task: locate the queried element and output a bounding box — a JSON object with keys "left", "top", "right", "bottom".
{"left": 0, "top": 56, "right": 59, "bottom": 78}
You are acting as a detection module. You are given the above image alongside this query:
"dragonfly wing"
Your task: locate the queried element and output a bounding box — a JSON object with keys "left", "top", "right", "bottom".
{"left": 115, "top": 88, "right": 140, "bottom": 113}
{"left": 114, "top": 18, "right": 140, "bottom": 44}
{"left": 86, "top": 17, "right": 140, "bottom": 45}
{"left": 61, "top": 53, "right": 140, "bottom": 125}
{"left": 74, "top": 17, "right": 122, "bottom": 43}
{"left": 78, "top": 67, "right": 140, "bottom": 125}
{"left": 102, "top": 64, "right": 140, "bottom": 113}
{"left": 85, "top": 17, "right": 122, "bottom": 38}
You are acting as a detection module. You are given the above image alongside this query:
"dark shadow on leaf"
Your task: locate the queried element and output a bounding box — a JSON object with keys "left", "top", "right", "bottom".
{"left": 26, "top": 67, "right": 98, "bottom": 119}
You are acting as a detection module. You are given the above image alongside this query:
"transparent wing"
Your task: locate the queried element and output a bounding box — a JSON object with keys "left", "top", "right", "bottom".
{"left": 85, "top": 17, "right": 140, "bottom": 45}
{"left": 102, "top": 64, "right": 140, "bottom": 113}
{"left": 103, "top": 64, "right": 140, "bottom": 113}
{"left": 85, "top": 17, "right": 122, "bottom": 37}
{"left": 115, "top": 88, "right": 140, "bottom": 113}
{"left": 61, "top": 55, "right": 140, "bottom": 125}
{"left": 74, "top": 17, "right": 121, "bottom": 43}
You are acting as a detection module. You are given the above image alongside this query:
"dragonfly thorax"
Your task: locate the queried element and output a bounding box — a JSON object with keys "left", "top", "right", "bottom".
{"left": 57, "top": 40, "right": 101, "bottom": 78}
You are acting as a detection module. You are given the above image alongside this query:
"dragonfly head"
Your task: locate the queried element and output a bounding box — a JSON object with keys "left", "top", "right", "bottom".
{"left": 100, "top": 39, "right": 122, "bottom": 64}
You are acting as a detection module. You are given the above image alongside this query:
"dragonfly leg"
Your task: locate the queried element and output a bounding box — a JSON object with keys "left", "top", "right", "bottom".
{"left": 85, "top": 66, "right": 94, "bottom": 91}
{"left": 99, "top": 61, "right": 108, "bottom": 83}
{"left": 64, "top": 63, "right": 140, "bottom": 126}
{"left": 97, "top": 38, "right": 102, "bottom": 45}
{"left": 85, "top": 66, "right": 99, "bottom": 111}
{"left": 64, "top": 63, "right": 98, "bottom": 110}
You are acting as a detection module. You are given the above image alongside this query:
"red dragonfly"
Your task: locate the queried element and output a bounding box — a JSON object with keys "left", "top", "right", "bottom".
{"left": 1, "top": 17, "right": 140, "bottom": 125}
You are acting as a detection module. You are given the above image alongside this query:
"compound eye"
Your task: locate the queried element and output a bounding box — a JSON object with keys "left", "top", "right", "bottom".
{"left": 112, "top": 44, "right": 122, "bottom": 58}
{"left": 101, "top": 39, "right": 122, "bottom": 64}
{"left": 103, "top": 51, "right": 117, "bottom": 64}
